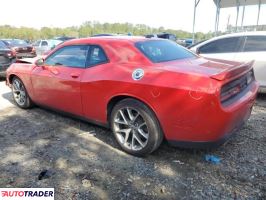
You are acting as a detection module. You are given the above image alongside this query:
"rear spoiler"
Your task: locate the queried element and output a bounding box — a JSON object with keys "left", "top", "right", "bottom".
{"left": 210, "top": 60, "right": 254, "bottom": 81}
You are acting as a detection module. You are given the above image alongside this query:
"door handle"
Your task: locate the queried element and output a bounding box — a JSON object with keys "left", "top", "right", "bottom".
{"left": 70, "top": 73, "right": 80, "bottom": 78}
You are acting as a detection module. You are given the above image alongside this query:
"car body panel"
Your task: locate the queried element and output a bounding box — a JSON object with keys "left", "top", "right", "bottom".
{"left": 6, "top": 37, "right": 259, "bottom": 146}
{"left": 31, "top": 65, "right": 84, "bottom": 116}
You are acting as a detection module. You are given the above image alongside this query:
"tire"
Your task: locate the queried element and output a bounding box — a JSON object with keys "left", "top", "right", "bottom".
{"left": 11, "top": 77, "right": 33, "bottom": 109}
{"left": 110, "top": 98, "right": 163, "bottom": 156}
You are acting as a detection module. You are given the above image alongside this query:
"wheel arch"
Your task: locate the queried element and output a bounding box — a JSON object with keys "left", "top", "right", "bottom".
{"left": 8, "top": 74, "right": 18, "bottom": 84}
{"left": 106, "top": 95, "right": 164, "bottom": 136}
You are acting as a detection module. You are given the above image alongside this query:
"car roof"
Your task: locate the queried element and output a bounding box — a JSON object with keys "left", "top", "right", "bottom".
{"left": 215, "top": 31, "right": 266, "bottom": 38}
{"left": 190, "top": 31, "right": 266, "bottom": 49}
{"left": 62, "top": 36, "right": 149, "bottom": 46}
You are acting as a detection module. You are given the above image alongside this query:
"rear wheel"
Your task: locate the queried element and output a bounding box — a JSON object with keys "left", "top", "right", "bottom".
{"left": 110, "top": 98, "right": 163, "bottom": 156}
{"left": 11, "top": 77, "right": 33, "bottom": 109}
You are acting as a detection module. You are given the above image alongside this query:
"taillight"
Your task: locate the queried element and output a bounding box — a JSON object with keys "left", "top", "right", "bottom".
{"left": 220, "top": 86, "right": 241, "bottom": 102}
{"left": 220, "top": 70, "right": 254, "bottom": 104}
{"left": 11, "top": 49, "right": 16, "bottom": 57}
{"left": 11, "top": 47, "right": 18, "bottom": 52}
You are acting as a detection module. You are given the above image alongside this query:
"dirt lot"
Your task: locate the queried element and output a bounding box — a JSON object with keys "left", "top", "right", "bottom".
{"left": 0, "top": 80, "right": 265, "bottom": 200}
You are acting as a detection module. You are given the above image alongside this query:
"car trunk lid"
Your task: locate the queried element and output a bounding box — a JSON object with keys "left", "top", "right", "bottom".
{"left": 156, "top": 57, "right": 253, "bottom": 81}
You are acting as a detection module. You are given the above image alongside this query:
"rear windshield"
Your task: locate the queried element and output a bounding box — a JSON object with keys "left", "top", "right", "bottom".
{"left": 135, "top": 40, "right": 195, "bottom": 63}
{"left": 4, "top": 39, "right": 28, "bottom": 46}
{"left": 0, "top": 41, "right": 7, "bottom": 48}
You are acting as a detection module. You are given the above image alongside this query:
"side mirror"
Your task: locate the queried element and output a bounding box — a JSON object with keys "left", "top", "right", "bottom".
{"left": 35, "top": 58, "right": 44, "bottom": 66}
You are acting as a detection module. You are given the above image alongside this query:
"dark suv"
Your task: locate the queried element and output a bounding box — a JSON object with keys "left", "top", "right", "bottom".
{"left": 0, "top": 40, "right": 16, "bottom": 77}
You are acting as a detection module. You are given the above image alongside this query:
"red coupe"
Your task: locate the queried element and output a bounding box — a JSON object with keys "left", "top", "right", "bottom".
{"left": 6, "top": 37, "right": 258, "bottom": 156}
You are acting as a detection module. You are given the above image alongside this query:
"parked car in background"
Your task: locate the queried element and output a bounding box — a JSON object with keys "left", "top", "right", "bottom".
{"left": 187, "top": 39, "right": 207, "bottom": 48}
{"left": 0, "top": 40, "right": 16, "bottom": 76}
{"left": 145, "top": 33, "right": 177, "bottom": 41}
{"left": 183, "top": 39, "right": 195, "bottom": 47}
{"left": 189, "top": 32, "right": 266, "bottom": 92}
{"left": 2, "top": 39, "right": 36, "bottom": 59}
{"left": 6, "top": 37, "right": 258, "bottom": 156}
{"left": 33, "top": 39, "right": 62, "bottom": 55}
{"left": 91, "top": 34, "right": 115, "bottom": 37}
{"left": 53, "top": 36, "right": 76, "bottom": 41}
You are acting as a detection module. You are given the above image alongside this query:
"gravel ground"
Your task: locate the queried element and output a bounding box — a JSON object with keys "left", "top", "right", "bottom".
{"left": 0, "top": 80, "right": 265, "bottom": 200}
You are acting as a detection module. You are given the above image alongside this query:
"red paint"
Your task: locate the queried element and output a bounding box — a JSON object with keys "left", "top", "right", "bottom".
{"left": 6, "top": 37, "right": 259, "bottom": 143}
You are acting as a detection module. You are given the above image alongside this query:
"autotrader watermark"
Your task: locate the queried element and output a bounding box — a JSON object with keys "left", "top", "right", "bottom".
{"left": 0, "top": 188, "right": 54, "bottom": 199}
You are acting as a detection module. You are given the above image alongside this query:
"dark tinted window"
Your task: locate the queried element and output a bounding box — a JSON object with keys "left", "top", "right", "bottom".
{"left": 41, "top": 41, "right": 48, "bottom": 46}
{"left": 88, "top": 46, "right": 108, "bottom": 66}
{"left": 199, "top": 37, "right": 241, "bottom": 54}
{"left": 45, "top": 45, "right": 89, "bottom": 68}
{"left": 244, "top": 36, "right": 266, "bottom": 52}
{"left": 135, "top": 40, "right": 195, "bottom": 63}
{"left": 3, "top": 39, "right": 28, "bottom": 46}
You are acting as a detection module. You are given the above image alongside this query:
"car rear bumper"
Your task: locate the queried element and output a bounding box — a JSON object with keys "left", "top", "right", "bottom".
{"left": 168, "top": 119, "right": 245, "bottom": 149}
{"left": 164, "top": 81, "right": 259, "bottom": 148}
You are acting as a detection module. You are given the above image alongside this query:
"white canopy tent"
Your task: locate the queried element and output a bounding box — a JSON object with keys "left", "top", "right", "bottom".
{"left": 192, "top": 0, "right": 266, "bottom": 42}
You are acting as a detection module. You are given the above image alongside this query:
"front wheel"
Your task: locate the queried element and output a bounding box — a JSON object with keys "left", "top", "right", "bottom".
{"left": 11, "top": 77, "right": 33, "bottom": 109}
{"left": 110, "top": 98, "right": 163, "bottom": 156}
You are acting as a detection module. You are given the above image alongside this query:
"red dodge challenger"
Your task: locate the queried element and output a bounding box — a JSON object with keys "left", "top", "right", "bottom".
{"left": 6, "top": 37, "right": 259, "bottom": 156}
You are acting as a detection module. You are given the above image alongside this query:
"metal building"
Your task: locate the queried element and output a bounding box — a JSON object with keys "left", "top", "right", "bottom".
{"left": 192, "top": 0, "right": 266, "bottom": 41}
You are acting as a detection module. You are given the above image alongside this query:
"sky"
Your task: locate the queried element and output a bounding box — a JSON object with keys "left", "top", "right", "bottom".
{"left": 0, "top": 0, "right": 265, "bottom": 33}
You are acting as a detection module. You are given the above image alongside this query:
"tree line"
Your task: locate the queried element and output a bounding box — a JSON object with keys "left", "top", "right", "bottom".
{"left": 0, "top": 21, "right": 214, "bottom": 41}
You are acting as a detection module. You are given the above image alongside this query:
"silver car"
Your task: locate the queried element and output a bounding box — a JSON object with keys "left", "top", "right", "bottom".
{"left": 33, "top": 39, "right": 62, "bottom": 55}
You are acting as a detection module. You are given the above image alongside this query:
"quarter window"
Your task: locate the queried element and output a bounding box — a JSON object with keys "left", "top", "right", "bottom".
{"left": 199, "top": 37, "right": 242, "bottom": 54}
{"left": 45, "top": 45, "right": 89, "bottom": 68}
{"left": 243, "top": 36, "right": 266, "bottom": 52}
{"left": 88, "top": 46, "right": 108, "bottom": 66}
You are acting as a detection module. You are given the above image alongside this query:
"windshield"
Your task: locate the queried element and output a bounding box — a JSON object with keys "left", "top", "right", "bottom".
{"left": 0, "top": 41, "right": 7, "bottom": 48}
{"left": 135, "top": 40, "right": 195, "bottom": 63}
{"left": 4, "top": 39, "right": 28, "bottom": 46}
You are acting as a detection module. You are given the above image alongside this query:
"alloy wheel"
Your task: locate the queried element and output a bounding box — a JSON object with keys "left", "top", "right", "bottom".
{"left": 12, "top": 79, "right": 26, "bottom": 106}
{"left": 113, "top": 107, "right": 149, "bottom": 151}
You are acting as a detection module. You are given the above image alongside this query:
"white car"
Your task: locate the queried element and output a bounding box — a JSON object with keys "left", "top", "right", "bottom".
{"left": 32, "top": 39, "right": 62, "bottom": 55}
{"left": 189, "top": 32, "right": 266, "bottom": 92}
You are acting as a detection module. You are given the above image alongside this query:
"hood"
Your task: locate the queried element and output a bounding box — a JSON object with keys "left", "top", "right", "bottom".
{"left": 156, "top": 57, "right": 253, "bottom": 81}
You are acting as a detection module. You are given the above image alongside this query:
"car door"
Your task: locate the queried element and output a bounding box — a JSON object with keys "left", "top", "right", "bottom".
{"left": 31, "top": 45, "right": 89, "bottom": 116}
{"left": 197, "top": 36, "right": 244, "bottom": 61}
{"left": 234, "top": 35, "right": 266, "bottom": 88}
{"left": 80, "top": 45, "right": 110, "bottom": 121}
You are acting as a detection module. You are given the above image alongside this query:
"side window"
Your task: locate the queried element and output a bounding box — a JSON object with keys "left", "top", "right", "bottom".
{"left": 243, "top": 36, "right": 266, "bottom": 52}
{"left": 199, "top": 37, "right": 242, "bottom": 54}
{"left": 88, "top": 46, "right": 108, "bottom": 66}
{"left": 41, "top": 41, "right": 48, "bottom": 46}
{"left": 45, "top": 45, "right": 89, "bottom": 68}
